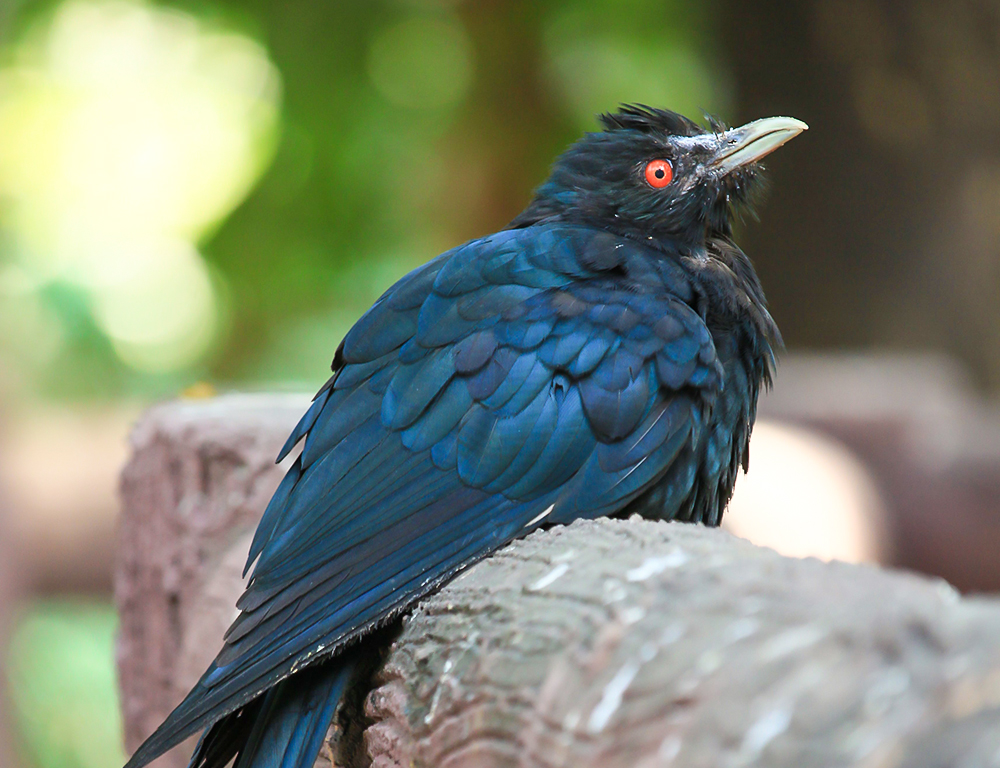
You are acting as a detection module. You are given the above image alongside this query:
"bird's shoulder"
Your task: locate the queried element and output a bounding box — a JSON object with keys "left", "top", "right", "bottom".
{"left": 340, "top": 222, "right": 704, "bottom": 365}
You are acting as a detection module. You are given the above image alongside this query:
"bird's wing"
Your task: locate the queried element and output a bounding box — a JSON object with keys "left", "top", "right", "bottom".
{"left": 127, "top": 224, "right": 723, "bottom": 766}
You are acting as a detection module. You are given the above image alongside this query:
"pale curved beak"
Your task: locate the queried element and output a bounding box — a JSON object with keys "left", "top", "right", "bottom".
{"left": 708, "top": 116, "right": 808, "bottom": 174}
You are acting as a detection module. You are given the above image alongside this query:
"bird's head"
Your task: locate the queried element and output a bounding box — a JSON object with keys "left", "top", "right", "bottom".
{"left": 514, "top": 105, "right": 807, "bottom": 246}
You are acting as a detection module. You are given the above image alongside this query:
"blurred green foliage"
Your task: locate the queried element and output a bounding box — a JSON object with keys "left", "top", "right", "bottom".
{"left": 6, "top": 600, "right": 125, "bottom": 768}
{"left": 0, "top": 0, "right": 728, "bottom": 402}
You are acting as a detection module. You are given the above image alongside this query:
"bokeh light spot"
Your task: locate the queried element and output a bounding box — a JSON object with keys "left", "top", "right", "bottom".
{"left": 7, "top": 601, "right": 126, "bottom": 768}
{"left": 90, "top": 240, "right": 218, "bottom": 372}
{"left": 0, "top": 0, "right": 281, "bottom": 374}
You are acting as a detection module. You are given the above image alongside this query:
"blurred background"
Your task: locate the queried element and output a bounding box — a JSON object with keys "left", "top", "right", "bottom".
{"left": 1, "top": 0, "right": 999, "bottom": 766}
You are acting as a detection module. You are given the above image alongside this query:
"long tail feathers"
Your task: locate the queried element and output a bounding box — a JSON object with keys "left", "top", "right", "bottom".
{"left": 187, "top": 655, "right": 357, "bottom": 768}
{"left": 188, "top": 702, "right": 261, "bottom": 768}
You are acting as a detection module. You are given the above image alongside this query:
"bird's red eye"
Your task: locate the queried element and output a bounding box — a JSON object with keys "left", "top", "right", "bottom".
{"left": 644, "top": 159, "right": 673, "bottom": 188}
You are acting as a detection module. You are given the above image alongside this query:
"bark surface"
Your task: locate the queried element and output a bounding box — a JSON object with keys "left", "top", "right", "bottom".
{"left": 116, "top": 395, "right": 1000, "bottom": 768}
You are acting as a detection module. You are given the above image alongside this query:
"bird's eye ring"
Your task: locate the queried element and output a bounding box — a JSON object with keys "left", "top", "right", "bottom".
{"left": 644, "top": 159, "right": 673, "bottom": 188}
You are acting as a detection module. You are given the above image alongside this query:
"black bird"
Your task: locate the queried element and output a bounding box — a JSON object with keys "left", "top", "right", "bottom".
{"left": 126, "top": 105, "right": 806, "bottom": 768}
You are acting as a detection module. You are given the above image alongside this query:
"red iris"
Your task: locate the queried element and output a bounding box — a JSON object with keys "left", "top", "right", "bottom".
{"left": 644, "top": 159, "right": 673, "bottom": 188}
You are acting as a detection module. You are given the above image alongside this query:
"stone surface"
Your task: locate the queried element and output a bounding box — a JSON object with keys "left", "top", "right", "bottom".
{"left": 115, "top": 393, "right": 309, "bottom": 768}
{"left": 115, "top": 394, "right": 1000, "bottom": 768}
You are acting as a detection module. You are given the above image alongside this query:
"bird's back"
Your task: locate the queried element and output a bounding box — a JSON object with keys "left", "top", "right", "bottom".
{"left": 127, "top": 221, "right": 764, "bottom": 768}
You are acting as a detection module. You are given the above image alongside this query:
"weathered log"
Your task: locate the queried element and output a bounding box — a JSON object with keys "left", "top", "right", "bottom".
{"left": 367, "top": 518, "right": 1000, "bottom": 768}
{"left": 116, "top": 395, "right": 1000, "bottom": 768}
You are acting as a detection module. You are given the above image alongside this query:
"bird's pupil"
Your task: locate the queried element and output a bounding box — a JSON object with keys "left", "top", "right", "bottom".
{"left": 655, "top": 168, "right": 665, "bottom": 178}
